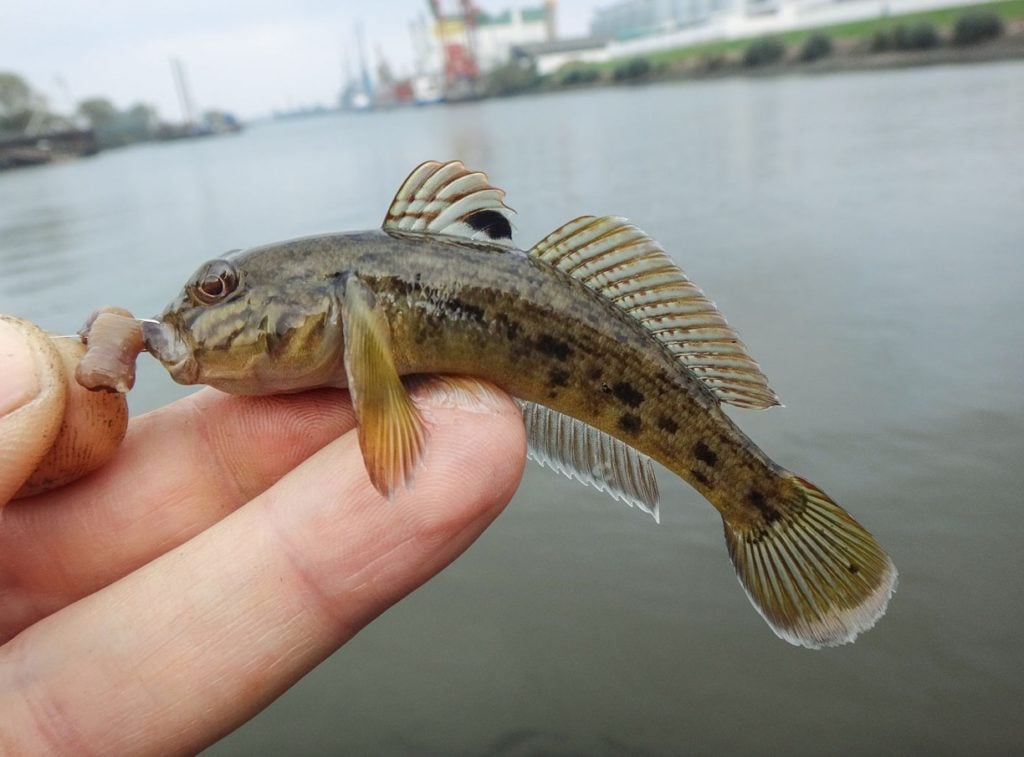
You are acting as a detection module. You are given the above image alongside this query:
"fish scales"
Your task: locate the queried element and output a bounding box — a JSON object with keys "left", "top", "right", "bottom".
{"left": 140, "top": 160, "right": 897, "bottom": 650}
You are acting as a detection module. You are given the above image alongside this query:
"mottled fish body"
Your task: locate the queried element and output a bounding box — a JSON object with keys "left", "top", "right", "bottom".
{"left": 144, "top": 161, "right": 896, "bottom": 649}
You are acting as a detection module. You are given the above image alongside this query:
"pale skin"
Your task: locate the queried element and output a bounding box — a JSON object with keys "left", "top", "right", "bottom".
{"left": 0, "top": 315, "right": 527, "bottom": 753}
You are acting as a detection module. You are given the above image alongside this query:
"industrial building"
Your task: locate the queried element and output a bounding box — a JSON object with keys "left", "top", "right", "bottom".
{"left": 412, "top": 1, "right": 558, "bottom": 100}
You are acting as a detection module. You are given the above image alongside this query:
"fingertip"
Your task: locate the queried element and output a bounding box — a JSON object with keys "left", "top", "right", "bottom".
{"left": 253, "top": 380, "right": 527, "bottom": 629}
{"left": 399, "top": 395, "right": 526, "bottom": 551}
{"left": 357, "top": 383, "right": 527, "bottom": 591}
{"left": 408, "top": 378, "right": 527, "bottom": 531}
{"left": 411, "top": 375, "right": 528, "bottom": 490}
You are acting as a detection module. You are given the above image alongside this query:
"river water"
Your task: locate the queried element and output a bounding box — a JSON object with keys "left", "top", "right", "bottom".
{"left": 2, "top": 62, "right": 1023, "bottom": 755}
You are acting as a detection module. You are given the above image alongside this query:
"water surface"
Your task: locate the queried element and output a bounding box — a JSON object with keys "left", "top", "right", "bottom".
{"left": 2, "top": 62, "right": 1023, "bottom": 755}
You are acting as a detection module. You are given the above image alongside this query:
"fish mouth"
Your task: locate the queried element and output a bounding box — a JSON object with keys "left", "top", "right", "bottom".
{"left": 142, "top": 320, "right": 200, "bottom": 385}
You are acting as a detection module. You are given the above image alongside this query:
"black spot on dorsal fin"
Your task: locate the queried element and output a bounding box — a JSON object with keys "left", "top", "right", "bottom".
{"left": 465, "top": 209, "right": 513, "bottom": 242}
{"left": 383, "top": 160, "right": 516, "bottom": 247}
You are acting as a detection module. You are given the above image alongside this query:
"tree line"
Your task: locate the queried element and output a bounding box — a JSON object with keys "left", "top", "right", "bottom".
{"left": 1, "top": 71, "right": 162, "bottom": 149}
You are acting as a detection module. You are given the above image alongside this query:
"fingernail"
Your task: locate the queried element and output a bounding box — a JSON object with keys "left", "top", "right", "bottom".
{"left": 0, "top": 318, "right": 42, "bottom": 418}
{"left": 408, "top": 376, "right": 512, "bottom": 415}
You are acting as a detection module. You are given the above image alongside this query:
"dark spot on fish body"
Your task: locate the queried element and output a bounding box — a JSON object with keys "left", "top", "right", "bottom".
{"left": 747, "top": 489, "right": 781, "bottom": 524}
{"left": 498, "top": 317, "right": 521, "bottom": 342}
{"left": 536, "top": 334, "right": 571, "bottom": 362}
{"left": 617, "top": 412, "right": 642, "bottom": 434}
{"left": 586, "top": 366, "right": 603, "bottom": 382}
{"left": 658, "top": 415, "right": 679, "bottom": 434}
{"left": 690, "top": 469, "right": 711, "bottom": 487}
{"left": 693, "top": 441, "right": 718, "bottom": 468}
{"left": 548, "top": 368, "right": 570, "bottom": 388}
{"left": 848, "top": 563, "right": 860, "bottom": 574}
{"left": 611, "top": 381, "right": 644, "bottom": 408}
{"left": 449, "top": 298, "right": 486, "bottom": 323}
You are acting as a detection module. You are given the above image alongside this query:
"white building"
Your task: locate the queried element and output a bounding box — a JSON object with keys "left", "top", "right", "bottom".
{"left": 475, "top": 6, "right": 556, "bottom": 71}
{"left": 592, "top": 0, "right": 736, "bottom": 39}
{"left": 512, "top": 36, "right": 613, "bottom": 76}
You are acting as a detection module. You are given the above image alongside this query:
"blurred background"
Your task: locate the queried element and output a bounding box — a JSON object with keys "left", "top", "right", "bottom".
{"left": 2, "top": 1, "right": 1023, "bottom": 754}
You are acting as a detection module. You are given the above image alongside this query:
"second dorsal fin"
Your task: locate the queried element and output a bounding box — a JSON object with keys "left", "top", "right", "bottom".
{"left": 383, "top": 160, "right": 515, "bottom": 246}
{"left": 530, "top": 216, "right": 780, "bottom": 409}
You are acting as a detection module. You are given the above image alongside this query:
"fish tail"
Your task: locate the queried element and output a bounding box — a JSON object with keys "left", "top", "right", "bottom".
{"left": 721, "top": 474, "right": 897, "bottom": 649}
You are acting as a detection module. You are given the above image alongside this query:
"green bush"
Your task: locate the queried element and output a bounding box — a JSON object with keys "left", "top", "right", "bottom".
{"left": 870, "top": 22, "right": 940, "bottom": 53}
{"left": 743, "top": 36, "right": 786, "bottom": 67}
{"left": 953, "top": 10, "right": 1004, "bottom": 45}
{"left": 869, "top": 28, "right": 893, "bottom": 52}
{"left": 799, "top": 32, "right": 833, "bottom": 62}
{"left": 612, "top": 57, "right": 652, "bottom": 82}
{"left": 698, "top": 52, "right": 727, "bottom": 72}
{"left": 897, "top": 22, "right": 940, "bottom": 50}
{"left": 560, "top": 65, "right": 600, "bottom": 86}
{"left": 486, "top": 61, "right": 540, "bottom": 96}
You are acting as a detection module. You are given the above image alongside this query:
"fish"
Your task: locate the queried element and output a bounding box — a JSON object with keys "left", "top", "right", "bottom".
{"left": 142, "top": 160, "right": 897, "bottom": 649}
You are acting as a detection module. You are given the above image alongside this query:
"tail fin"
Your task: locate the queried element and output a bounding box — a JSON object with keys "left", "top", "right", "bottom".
{"left": 722, "top": 475, "right": 897, "bottom": 649}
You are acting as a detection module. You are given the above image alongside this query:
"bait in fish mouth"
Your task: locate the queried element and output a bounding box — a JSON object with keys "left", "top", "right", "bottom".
{"left": 94, "top": 160, "right": 897, "bottom": 649}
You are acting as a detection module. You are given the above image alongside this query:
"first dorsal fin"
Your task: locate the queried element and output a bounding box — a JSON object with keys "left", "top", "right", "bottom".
{"left": 384, "top": 160, "right": 515, "bottom": 246}
{"left": 530, "top": 216, "right": 780, "bottom": 409}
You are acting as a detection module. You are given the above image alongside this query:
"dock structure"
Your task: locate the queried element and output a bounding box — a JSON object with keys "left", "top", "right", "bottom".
{"left": 0, "top": 128, "right": 97, "bottom": 171}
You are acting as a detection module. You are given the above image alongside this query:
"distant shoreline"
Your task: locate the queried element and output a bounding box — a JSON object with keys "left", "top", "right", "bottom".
{"left": 494, "top": 3, "right": 1024, "bottom": 99}
{"left": 542, "top": 31, "right": 1024, "bottom": 94}
{"left": 701, "top": 30, "right": 1024, "bottom": 79}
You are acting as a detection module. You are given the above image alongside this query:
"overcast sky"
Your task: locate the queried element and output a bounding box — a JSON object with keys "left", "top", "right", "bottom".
{"left": 2, "top": 1, "right": 597, "bottom": 120}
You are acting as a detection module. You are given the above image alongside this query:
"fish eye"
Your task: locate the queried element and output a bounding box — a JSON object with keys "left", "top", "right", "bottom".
{"left": 191, "top": 260, "right": 239, "bottom": 305}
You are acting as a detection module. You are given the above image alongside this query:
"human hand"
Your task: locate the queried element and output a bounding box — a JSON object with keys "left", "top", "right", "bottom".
{"left": 0, "top": 315, "right": 526, "bottom": 753}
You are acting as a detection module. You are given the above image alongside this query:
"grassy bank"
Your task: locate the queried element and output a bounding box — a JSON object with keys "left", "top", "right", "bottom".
{"left": 523, "top": 0, "right": 1024, "bottom": 91}
{"left": 641, "top": 0, "right": 1024, "bottom": 67}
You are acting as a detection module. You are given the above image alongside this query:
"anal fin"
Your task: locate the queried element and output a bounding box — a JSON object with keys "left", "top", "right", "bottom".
{"left": 341, "top": 275, "right": 427, "bottom": 498}
{"left": 517, "top": 401, "right": 660, "bottom": 522}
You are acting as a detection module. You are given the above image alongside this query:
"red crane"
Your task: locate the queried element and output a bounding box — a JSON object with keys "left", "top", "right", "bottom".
{"left": 426, "top": 0, "right": 480, "bottom": 86}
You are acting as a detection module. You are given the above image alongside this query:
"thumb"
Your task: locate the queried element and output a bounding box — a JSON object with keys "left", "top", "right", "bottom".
{"left": 0, "top": 316, "right": 67, "bottom": 506}
{"left": 0, "top": 316, "right": 129, "bottom": 505}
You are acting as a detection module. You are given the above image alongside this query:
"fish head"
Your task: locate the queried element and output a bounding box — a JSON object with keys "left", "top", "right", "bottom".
{"left": 144, "top": 249, "right": 344, "bottom": 394}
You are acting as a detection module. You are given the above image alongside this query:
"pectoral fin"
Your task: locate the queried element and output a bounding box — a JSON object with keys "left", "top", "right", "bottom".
{"left": 341, "top": 275, "right": 427, "bottom": 498}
